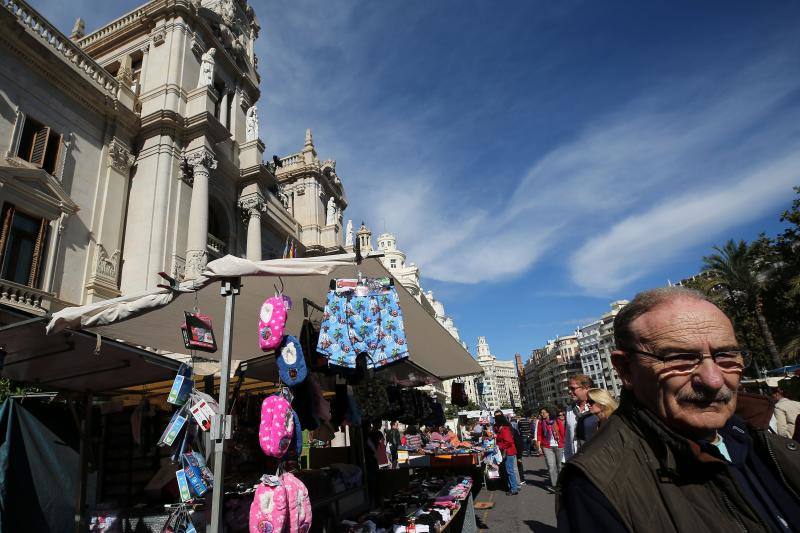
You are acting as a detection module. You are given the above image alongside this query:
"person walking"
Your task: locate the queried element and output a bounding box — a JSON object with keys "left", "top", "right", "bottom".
{"left": 564, "top": 374, "right": 598, "bottom": 460}
{"left": 494, "top": 410, "right": 519, "bottom": 495}
{"left": 587, "top": 388, "right": 619, "bottom": 430}
{"left": 558, "top": 287, "right": 800, "bottom": 532}
{"left": 517, "top": 416, "right": 533, "bottom": 456}
{"left": 511, "top": 418, "right": 526, "bottom": 485}
{"left": 385, "top": 420, "right": 401, "bottom": 468}
{"left": 771, "top": 387, "right": 800, "bottom": 439}
{"left": 537, "top": 407, "right": 565, "bottom": 493}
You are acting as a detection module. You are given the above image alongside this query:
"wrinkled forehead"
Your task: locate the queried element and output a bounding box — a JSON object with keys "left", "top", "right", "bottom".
{"left": 630, "top": 299, "right": 736, "bottom": 350}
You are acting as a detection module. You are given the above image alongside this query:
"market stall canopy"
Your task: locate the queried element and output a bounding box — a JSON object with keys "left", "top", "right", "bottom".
{"left": 741, "top": 376, "right": 794, "bottom": 388}
{"left": 0, "top": 309, "right": 181, "bottom": 393}
{"left": 46, "top": 254, "right": 481, "bottom": 383}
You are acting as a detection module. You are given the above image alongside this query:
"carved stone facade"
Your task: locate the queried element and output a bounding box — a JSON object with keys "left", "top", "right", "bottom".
{"left": 0, "top": 0, "right": 343, "bottom": 313}
{"left": 95, "top": 243, "right": 121, "bottom": 281}
{"left": 275, "top": 129, "right": 347, "bottom": 254}
{"left": 238, "top": 193, "right": 265, "bottom": 222}
{"left": 107, "top": 138, "right": 135, "bottom": 173}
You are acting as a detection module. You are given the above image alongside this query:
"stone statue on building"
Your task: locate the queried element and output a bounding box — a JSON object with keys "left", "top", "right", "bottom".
{"left": 245, "top": 105, "right": 259, "bottom": 141}
{"left": 277, "top": 186, "right": 290, "bottom": 211}
{"left": 326, "top": 197, "right": 337, "bottom": 226}
{"left": 198, "top": 48, "right": 216, "bottom": 88}
{"left": 345, "top": 219, "right": 353, "bottom": 246}
{"left": 71, "top": 18, "right": 85, "bottom": 40}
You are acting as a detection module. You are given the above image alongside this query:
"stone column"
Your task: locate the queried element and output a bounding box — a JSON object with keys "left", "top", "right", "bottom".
{"left": 238, "top": 194, "right": 265, "bottom": 262}
{"left": 185, "top": 150, "right": 217, "bottom": 278}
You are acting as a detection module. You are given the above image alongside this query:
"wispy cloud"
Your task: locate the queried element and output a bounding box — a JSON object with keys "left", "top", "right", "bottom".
{"left": 384, "top": 54, "right": 800, "bottom": 288}
{"left": 570, "top": 151, "right": 800, "bottom": 293}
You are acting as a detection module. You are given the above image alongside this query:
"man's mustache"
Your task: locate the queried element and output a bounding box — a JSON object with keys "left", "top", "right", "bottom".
{"left": 675, "top": 387, "right": 734, "bottom": 404}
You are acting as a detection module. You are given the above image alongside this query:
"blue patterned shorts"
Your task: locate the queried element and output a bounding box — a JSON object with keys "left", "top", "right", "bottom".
{"left": 316, "top": 282, "right": 409, "bottom": 369}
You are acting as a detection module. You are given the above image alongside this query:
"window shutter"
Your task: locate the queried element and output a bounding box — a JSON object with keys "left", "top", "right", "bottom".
{"left": 27, "top": 217, "right": 48, "bottom": 287}
{"left": 0, "top": 204, "right": 15, "bottom": 262}
{"left": 29, "top": 126, "right": 50, "bottom": 168}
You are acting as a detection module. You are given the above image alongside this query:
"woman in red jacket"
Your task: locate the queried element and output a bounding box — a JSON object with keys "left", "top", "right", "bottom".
{"left": 493, "top": 411, "right": 519, "bottom": 495}
{"left": 536, "top": 407, "right": 566, "bottom": 493}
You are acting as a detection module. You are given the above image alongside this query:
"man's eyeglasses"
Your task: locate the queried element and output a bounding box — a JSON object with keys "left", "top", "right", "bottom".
{"left": 568, "top": 385, "right": 584, "bottom": 392}
{"left": 623, "top": 348, "right": 751, "bottom": 371}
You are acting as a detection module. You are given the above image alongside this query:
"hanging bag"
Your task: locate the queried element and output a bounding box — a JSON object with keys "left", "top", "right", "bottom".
{"left": 451, "top": 382, "right": 468, "bottom": 407}
{"left": 181, "top": 312, "right": 217, "bottom": 352}
{"left": 259, "top": 294, "right": 291, "bottom": 351}
{"left": 281, "top": 471, "right": 312, "bottom": 533}
{"left": 278, "top": 335, "right": 308, "bottom": 386}
{"left": 249, "top": 475, "right": 289, "bottom": 533}
{"left": 258, "top": 393, "right": 295, "bottom": 458}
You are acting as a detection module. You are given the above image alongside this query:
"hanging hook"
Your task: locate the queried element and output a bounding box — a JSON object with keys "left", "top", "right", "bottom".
{"left": 273, "top": 276, "right": 285, "bottom": 296}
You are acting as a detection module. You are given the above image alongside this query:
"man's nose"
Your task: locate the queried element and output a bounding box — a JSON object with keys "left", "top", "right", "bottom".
{"left": 693, "top": 356, "right": 725, "bottom": 390}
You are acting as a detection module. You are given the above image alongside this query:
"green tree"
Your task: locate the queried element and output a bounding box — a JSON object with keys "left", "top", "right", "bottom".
{"left": 701, "top": 239, "right": 781, "bottom": 368}
{"left": 0, "top": 378, "right": 38, "bottom": 402}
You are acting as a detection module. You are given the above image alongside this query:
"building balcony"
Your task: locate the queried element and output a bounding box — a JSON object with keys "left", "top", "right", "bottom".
{"left": 207, "top": 233, "right": 226, "bottom": 258}
{"left": 0, "top": 279, "right": 59, "bottom": 315}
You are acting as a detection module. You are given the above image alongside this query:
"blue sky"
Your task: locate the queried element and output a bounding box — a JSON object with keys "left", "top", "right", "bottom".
{"left": 33, "top": 1, "right": 800, "bottom": 361}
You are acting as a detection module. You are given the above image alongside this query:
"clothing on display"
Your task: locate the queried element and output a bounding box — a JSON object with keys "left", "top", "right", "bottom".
{"left": 339, "top": 474, "right": 473, "bottom": 533}
{"left": 317, "top": 278, "right": 409, "bottom": 369}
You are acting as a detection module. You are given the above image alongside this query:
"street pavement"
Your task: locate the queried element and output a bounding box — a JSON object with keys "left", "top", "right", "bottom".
{"left": 473, "top": 454, "right": 558, "bottom": 532}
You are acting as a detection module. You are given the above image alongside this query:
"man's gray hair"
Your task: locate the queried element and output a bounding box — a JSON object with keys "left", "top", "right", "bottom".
{"left": 613, "top": 286, "right": 714, "bottom": 350}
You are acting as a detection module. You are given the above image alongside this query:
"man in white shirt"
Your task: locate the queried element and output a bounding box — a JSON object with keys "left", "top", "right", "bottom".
{"left": 771, "top": 387, "right": 800, "bottom": 439}
{"left": 564, "top": 374, "right": 598, "bottom": 460}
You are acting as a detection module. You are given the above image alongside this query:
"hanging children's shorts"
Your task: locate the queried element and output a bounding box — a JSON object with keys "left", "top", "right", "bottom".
{"left": 316, "top": 278, "right": 409, "bottom": 369}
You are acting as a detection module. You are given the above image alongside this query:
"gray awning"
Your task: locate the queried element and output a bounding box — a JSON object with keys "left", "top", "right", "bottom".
{"left": 46, "top": 255, "right": 482, "bottom": 384}
{"left": 0, "top": 308, "right": 180, "bottom": 393}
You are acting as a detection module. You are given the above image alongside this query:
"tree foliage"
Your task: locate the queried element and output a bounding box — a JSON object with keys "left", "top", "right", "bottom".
{"left": 688, "top": 186, "right": 800, "bottom": 371}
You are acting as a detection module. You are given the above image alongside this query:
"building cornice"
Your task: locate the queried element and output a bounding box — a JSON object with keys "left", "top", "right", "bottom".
{"left": 0, "top": 1, "right": 137, "bottom": 123}
{"left": 276, "top": 160, "right": 347, "bottom": 207}
{"left": 78, "top": 0, "right": 260, "bottom": 99}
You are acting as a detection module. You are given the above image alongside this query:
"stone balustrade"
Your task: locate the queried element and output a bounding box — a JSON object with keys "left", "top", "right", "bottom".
{"left": 207, "top": 233, "right": 226, "bottom": 256}
{"left": 1, "top": 0, "right": 119, "bottom": 96}
{"left": 0, "top": 279, "right": 53, "bottom": 315}
{"left": 76, "top": 7, "right": 146, "bottom": 48}
{"left": 279, "top": 153, "right": 303, "bottom": 167}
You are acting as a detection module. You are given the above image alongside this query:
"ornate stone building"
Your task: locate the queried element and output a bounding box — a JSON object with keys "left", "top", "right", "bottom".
{"left": 474, "top": 336, "right": 522, "bottom": 410}
{"left": 525, "top": 335, "right": 581, "bottom": 408}
{"left": 576, "top": 300, "right": 627, "bottom": 396}
{"left": 275, "top": 129, "right": 347, "bottom": 255}
{"left": 0, "top": 0, "right": 345, "bottom": 316}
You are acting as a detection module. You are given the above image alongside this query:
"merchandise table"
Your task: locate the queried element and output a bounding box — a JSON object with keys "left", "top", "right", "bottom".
{"left": 339, "top": 473, "right": 476, "bottom": 532}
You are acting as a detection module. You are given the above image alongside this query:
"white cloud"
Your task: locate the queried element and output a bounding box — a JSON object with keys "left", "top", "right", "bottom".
{"left": 569, "top": 151, "right": 800, "bottom": 293}
{"left": 385, "top": 55, "right": 800, "bottom": 285}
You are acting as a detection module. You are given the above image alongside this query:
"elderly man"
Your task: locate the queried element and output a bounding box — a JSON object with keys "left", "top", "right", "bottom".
{"left": 557, "top": 287, "right": 800, "bottom": 532}
{"left": 771, "top": 387, "right": 800, "bottom": 439}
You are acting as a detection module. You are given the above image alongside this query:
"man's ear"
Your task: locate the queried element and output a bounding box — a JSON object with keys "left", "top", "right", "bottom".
{"left": 611, "top": 350, "right": 633, "bottom": 389}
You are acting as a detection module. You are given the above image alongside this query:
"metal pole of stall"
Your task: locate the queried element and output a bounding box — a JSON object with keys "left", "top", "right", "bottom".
{"left": 75, "top": 392, "right": 93, "bottom": 533}
{"left": 209, "top": 277, "right": 240, "bottom": 533}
